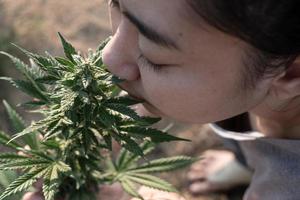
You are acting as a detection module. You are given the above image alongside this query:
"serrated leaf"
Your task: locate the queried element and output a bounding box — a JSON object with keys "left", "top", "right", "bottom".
{"left": 43, "top": 177, "right": 59, "bottom": 200}
{"left": 105, "top": 103, "right": 142, "bottom": 121}
{"left": 97, "top": 106, "right": 116, "bottom": 128}
{"left": 19, "top": 100, "right": 47, "bottom": 109}
{"left": 11, "top": 44, "right": 54, "bottom": 72}
{"left": 0, "top": 131, "right": 22, "bottom": 150}
{"left": 3, "top": 100, "right": 39, "bottom": 150}
{"left": 56, "top": 161, "right": 71, "bottom": 173}
{"left": 121, "top": 126, "right": 190, "bottom": 143}
{"left": 42, "top": 161, "right": 70, "bottom": 200}
{"left": 41, "top": 140, "right": 60, "bottom": 150}
{"left": 55, "top": 57, "right": 75, "bottom": 69}
{"left": 117, "top": 142, "right": 155, "bottom": 171}
{"left": 35, "top": 75, "right": 59, "bottom": 84}
{"left": 0, "top": 51, "right": 35, "bottom": 81}
{"left": 113, "top": 133, "right": 144, "bottom": 157}
{"left": 9, "top": 116, "right": 58, "bottom": 143}
{"left": 0, "top": 167, "right": 48, "bottom": 200}
{"left": 128, "top": 156, "right": 197, "bottom": 173}
{"left": 5, "top": 45, "right": 46, "bottom": 81}
{"left": 137, "top": 116, "right": 162, "bottom": 126}
{"left": 29, "top": 58, "right": 46, "bottom": 80}
{"left": 0, "top": 153, "right": 28, "bottom": 163}
{"left": 23, "top": 149, "right": 54, "bottom": 162}
{"left": 0, "top": 159, "right": 50, "bottom": 171}
{"left": 0, "top": 77, "right": 48, "bottom": 102}
{"left": 120, "top": 178, "right": 143, "bottom": 200}
{"left": 127, "top": 173, "right": 177, "bottom": 193}
{"left": 104, "top": 96, "right": 143, "bottom": 106}
{"left": 58, "top": 32, "right": 77, "bottom": 63}
{"left": 0, "top": 51, "right": 49, "bottom": 102}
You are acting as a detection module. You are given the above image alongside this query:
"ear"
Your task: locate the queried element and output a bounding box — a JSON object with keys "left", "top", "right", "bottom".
{"left": 270, "top": 56, "right": 300, "bottom": 100}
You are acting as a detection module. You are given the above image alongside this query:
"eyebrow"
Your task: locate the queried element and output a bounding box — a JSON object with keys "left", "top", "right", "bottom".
{"left": 122, "top": 9, "right": 180, "bottom": 51}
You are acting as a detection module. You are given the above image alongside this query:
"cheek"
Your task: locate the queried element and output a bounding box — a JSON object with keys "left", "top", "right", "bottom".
{"left": 141, "top": 68, "right": 267, "bottom": 124}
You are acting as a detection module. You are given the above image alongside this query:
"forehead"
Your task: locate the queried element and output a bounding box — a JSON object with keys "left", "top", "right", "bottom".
{"left": 120, "top": 0, "right": 204, "bottom": 45}
{"left": 120, "top": 0, "right": 245, "bottom": 58}
{"left": 121, "top": 0, "right": 187, "bottom": 16}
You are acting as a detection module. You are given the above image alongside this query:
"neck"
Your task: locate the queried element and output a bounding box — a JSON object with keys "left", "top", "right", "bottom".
{"left": 249, "top": 96, "right": 300, "bottom": 139}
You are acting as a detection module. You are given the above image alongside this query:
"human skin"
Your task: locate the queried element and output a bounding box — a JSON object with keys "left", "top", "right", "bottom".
{"left": 103, "top": 0, "right": 300, "bottom": 139}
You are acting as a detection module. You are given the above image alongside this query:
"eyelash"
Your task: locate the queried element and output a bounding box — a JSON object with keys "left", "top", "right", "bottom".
{"left": 138, "top": 54, "right": 164, "bottom": 73}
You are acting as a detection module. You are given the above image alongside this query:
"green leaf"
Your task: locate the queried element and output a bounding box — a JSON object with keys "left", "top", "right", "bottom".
{"left": 42, "top": 161, "right": 71, "bottom": 200}
{"left": 137, "top": 117, "right": 162, "bottom": 126}
{"left": 55, "top": 57, "right": 75, "bottom": 69}
{"left": 0, "top": 153, "right": 28, "bottom": 163}
{"left": 82, "top": 128, "right": 92, "bottom": 154}
{"left": 96, "top": 106, "right": 116, "bottom": 128}
{"left": 5, "top": 45, "right": 46, "bottom": 80}
{"left": 19, "top": 100, "right": 47, "bottom": 109}
{"left": 56, "top": 161, "right": 71, "bottom": 173}
{"left": 3, "top": 100, "right": 39, "bottom": 150}
{"left": 23, "top": 149, "right": 54, "bottom": 162}
{"left": 0, "top": 167, "right": 48, "bottom": 200}
{"left": 0, "top": 77, "right": 48, "bottom": 102}
{"left": 0, "top": 158, "right": 51, "bottom": 171}
{"left": 105, "top": 103, "right": 142, "bottom": 121}
{"left": 110, "top": 75, "right": 125, "bottom": 84}
{"left": 58, "top": 32, "right": 77, "bottom": 63}
{"left": 127, "top": 173, "right": 177, "bottom": 193}
{"left": 117, "top": 142, "right": 155, "bottom": 171}
{"left": 120, "top": 178, "right": 143, "bottom": 200}
{"left": 43, "top": 176, "right": 59, "bottom": 200}
{"left": 0, "top": 51, "right": 49, "bottom": 102}
{"left": 28, "top": 58, "right": 47, "bottom": 80}
{"left": 96, "top": 36, "right": 112, "bottom": 52}
{"left": 128, "top": 156, "right": 197, "bottom": 173}
{"left": 121, "top": 126, "right": 190, "bottom": 143}
{"left": 35, "top": 75, "right": 59, "bottom": 84}
{"left": 0, "top": 131, "right": 22, "bottom": 150}
{"left": 9, "top": 116, "right": 58, "bottom": 143}
{"left": 113, "top": 133, "right": 144, "bottom": 157}
{"left": 0, "top": 51, "right": 35, "bottom": 80}
{"left": 102, "top": 132, "right": 112, "bottom": 151}
{"left": 11, "top": 43, "right": 55, "bottom": 72}
{"left": 41, "top": 140, "right": 60, "bottom": 150}
{"left": 104, "top": 103, "right": 161, "bottom": 126}
{"left": 104, "top": 96, "right": 143, "bottom": 106}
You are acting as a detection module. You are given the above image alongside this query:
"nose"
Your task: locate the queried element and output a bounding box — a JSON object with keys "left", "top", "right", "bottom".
{"left": 102, "top": 22, "right": 140, "bottom": 81}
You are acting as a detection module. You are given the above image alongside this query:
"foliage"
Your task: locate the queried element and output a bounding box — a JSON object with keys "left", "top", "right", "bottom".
{"left": 0, "top": 33, "right": 196, "bottom": 200}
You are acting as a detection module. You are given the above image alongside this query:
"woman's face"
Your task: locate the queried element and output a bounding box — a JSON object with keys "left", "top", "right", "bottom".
{"left": 102, "top": 0, "right": 274, "bottom": 123}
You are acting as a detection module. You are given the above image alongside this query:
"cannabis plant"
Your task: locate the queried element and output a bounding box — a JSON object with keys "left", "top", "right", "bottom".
{"left": 0, "top": 33, "right": 195, "bottom": 200}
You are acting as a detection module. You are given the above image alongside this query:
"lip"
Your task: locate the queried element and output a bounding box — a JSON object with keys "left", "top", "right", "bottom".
{"left": 117, "top": 84, "right": 144, "bottom": 100}
{"left": 127, "top": 93, "right": 145, "bottom": 102}
{"left": 116, "top": 84, "right": 162, "bottom": 116}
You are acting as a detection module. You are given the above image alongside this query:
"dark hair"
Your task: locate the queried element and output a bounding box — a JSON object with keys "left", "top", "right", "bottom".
{"left": 187, "top": 0, "right": 300, "bottom": 88}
